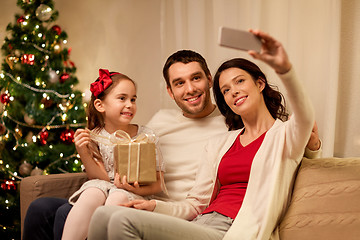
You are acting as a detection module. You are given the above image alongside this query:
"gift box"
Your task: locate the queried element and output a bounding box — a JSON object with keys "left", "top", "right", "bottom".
{"left": 114, "top": 139, "right": 157, "bottom": 184}
{"left": 90, "top": 129, "right": 158, "bottom": 184}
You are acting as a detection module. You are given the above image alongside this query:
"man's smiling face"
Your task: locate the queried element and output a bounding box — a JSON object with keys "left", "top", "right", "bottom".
{"left": 167, "top": 61, "right": 214, "bottom": 118}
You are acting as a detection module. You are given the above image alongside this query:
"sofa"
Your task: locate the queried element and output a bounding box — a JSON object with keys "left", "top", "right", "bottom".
{"left": 20, "top": 157, "right": 360, "bottom": 239}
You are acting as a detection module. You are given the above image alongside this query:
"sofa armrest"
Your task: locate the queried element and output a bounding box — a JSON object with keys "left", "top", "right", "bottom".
{"left": 279, "top": 157, "right": 360, "bottom": 240}
{"left": 20, "top": 172, "right": 87, "bottom": 236}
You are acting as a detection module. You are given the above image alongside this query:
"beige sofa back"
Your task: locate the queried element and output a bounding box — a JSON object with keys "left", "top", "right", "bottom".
{"left": 279, "top": 157, "right": 360, "bottom": 240}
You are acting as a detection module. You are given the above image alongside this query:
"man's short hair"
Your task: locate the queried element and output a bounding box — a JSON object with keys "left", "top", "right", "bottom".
{"left": 163, "top": 50, "right": 211, "bottom": 88}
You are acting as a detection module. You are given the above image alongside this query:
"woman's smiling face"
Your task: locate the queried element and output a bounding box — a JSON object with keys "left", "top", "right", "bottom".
{"left": 219, "top": 67, "right": 264, "bottom": 116}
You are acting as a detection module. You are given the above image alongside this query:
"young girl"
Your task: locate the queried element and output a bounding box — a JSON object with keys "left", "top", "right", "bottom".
{"left": 61, "top": 69, "right": 165, "bottom": 240}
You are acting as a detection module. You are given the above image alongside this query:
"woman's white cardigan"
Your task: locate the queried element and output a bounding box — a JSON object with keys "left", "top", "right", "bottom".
{"left": 154, "top": 68, "right": 315, "bottom": 240}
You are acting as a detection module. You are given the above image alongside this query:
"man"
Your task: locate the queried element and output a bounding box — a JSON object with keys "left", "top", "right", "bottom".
{"left": 23, "top": 50, "right": 321, "bottom": 239}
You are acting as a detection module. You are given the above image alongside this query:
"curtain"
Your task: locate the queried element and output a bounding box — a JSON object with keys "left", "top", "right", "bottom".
{"left": 159, "top": 0, "right": 354, "bottom": 157}
{"left": 1, "top": 0, "right": 359, "bottom": 157}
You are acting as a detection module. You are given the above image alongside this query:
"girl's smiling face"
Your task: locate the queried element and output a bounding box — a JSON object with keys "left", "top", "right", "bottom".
{"left": 96, "top": 79, "right": 137, "bottom": 131}
{"left": 219, "top": 67, "right": 264, "bottom": 116}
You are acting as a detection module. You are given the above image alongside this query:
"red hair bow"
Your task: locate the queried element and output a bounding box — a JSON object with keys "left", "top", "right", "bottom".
{"left": 90, "top": 69, "right": 119, "bottom": 97}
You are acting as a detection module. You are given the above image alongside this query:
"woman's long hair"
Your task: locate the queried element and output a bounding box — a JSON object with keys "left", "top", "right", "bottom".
{"left": 213, "top": 58, "right": 288, "bottom": 130}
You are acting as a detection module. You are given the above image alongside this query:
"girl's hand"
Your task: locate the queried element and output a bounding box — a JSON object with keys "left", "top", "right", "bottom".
{"left": 114, "top": 173, "right": 141, "bottom": 193}
{"left": 248, "top": 29, "right": 292, "bottom": 74}
{"left": 74, "top": 128, "right": 91, "bottom": 155}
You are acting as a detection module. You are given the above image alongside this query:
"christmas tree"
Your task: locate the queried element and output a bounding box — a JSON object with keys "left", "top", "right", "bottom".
{"left": 0, "top": 0, "right": 86, "bottom": 238}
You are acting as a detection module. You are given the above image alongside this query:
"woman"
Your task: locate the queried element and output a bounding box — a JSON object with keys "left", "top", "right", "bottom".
{"left": 87, "top": 29, "right": 315, "bottom": 240}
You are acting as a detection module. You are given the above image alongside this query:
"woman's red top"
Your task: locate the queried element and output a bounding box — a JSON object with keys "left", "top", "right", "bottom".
{"left": 202, "top": 131, "right": 266, "bottom": 219}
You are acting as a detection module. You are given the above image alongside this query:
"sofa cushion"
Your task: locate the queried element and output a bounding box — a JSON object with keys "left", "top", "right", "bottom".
{"left": 279, "top": 157, "right": 360, "bottom": 240}
{"left": 20, "top": 172, "right": 87, "bottom": 237}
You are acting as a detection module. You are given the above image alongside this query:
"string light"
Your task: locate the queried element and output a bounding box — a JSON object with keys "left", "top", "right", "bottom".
{"left": 54, "top": 44, "right": 60, "bottom": 51}
{"left": 61, "top": 113, "right": 67, "bottom": 121}
{"left": 35, "top": 78, "right": 41, "bottom": 86}
{"left": 5, "top": 72, "right": 71, "bottom": 98}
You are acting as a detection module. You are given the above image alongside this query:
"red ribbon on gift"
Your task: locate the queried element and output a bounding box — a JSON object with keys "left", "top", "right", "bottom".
{"left": 90, "top": 69, "right": 120, "bottom": 97}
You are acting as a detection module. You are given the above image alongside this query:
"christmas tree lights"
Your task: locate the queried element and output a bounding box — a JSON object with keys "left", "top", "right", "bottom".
{"left": 0, "top": 0, "right": 87, "bottom": 238}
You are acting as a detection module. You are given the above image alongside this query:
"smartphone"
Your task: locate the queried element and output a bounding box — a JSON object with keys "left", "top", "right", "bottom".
{"left": 218, "top": 27, "right": 262, "bottom": 52}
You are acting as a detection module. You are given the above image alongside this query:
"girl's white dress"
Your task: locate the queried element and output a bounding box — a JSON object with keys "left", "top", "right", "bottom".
{"left": 69, "top": 125, "right": 164, "bottom": 204}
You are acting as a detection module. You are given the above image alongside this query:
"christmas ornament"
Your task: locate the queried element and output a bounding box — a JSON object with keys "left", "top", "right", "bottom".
{"left": 64, "top": 59, "right": 75, "bottom": 68}
{"left": 21, "top": 54, "right": 35, "bottom": 65}
{"left": 31, "top": 167, "right": 43, "bottom": 176}
{"left": 63, "top": 48, "right": 76, "bottom": 68}
{"left": 53, "top": 43, "right": 61, "bottom": 54}
{"left": 35, "top": 4, "right": 53, "bottom": 21}
{"left": 17, "top": 16, "right": 25, "bottom": 24}
{"left": 5, "top": 55, "right": 19, "bottom": 69}
{"left": 19, "top": 161, "right": 32, "bottom": 176}
{"left": 0, "top": 122, "right": 6, "bottom": 135}
{"left": 59, "top": 73, "right": 70, "bottom": 83}
{"left": 14, "top": 126, "right": 23, "bottom": 138}
{"left": 48, "top": 69, "right": 59, "bottom": 83}
{"left": 39, "top": 130, "right": 49, "bottom": 145}
{"left": 58, "top": 99, "right": 74, "bottom": 112}
{"left": 41, "top": 97, "right": 54, "bottom": 108}
{"left": 1, "top": 180, "right": 16, "bottom": 191}
{"left": 24, "top": 113, "right": 35, "bottom": 125}
{"left": 60, "top": 129, "right": 75, "bottom": 144}
{"left": 1, "top": 93, "right": 11, "bottom": 104}
{"left": 51, "top": 25, "right": 62, "bottom": 35}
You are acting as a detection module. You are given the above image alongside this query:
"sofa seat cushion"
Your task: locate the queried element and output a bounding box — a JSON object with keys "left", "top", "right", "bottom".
{"left": 279, "top": 157, "right": 360, "bottom": 240}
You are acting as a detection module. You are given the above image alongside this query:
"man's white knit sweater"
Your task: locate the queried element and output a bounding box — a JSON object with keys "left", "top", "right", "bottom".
{"left": 146, "top": 107, "right": 228, "bottom": 201}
